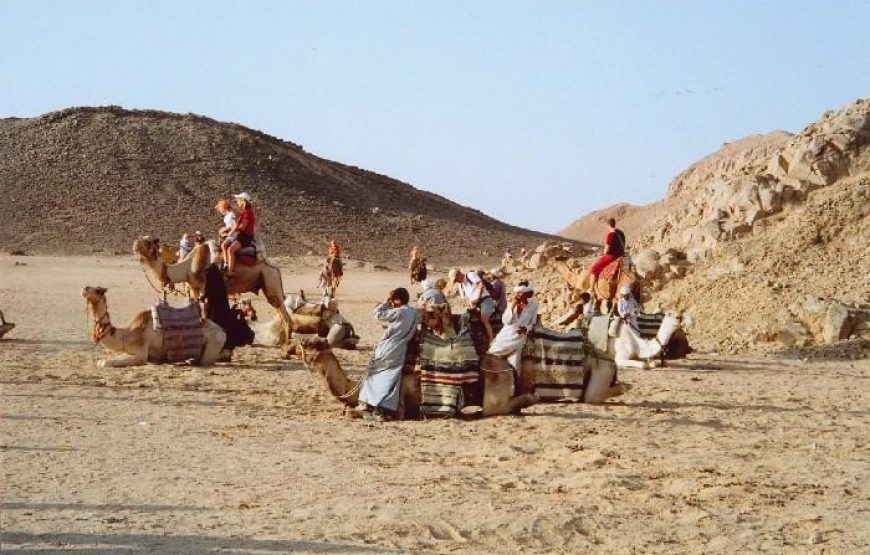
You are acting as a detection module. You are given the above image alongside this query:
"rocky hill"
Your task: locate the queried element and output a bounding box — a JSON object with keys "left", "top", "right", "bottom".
{"left": 544, "top": 99, "right": 870, "bottom": 357}
{"left": 0, "top": 106, "right": 555, "bottom": 266}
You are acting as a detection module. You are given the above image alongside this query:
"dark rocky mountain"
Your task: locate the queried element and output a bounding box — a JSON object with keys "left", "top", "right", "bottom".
{"left": 0, "top": 106, "right": 555, "bottom": 265}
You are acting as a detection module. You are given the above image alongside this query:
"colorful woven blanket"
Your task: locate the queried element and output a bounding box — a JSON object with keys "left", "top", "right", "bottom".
{"left": 599, "top": 257, "right": 623, "bottom": 281}
{"left": 151, "top": 301, "right": 204, "bottom": 363}
{"left": 521, "top": 326, "right": 587, "bottom": 400}
{"left": 417, "top": 331, "right": 480, "bottom": 416}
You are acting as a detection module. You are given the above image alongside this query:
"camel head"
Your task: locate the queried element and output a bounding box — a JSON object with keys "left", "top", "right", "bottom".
{"left": 81, "top": 286, "right": 108, "bottom": 304}
{"left": 133, "top": 236, "right": 161, "bottom": 264}
{"left": 81, "top": 286, "right": 109, "bottom": 323}
{"left": 656, "top": 315, "right": 682, "bottom": 346}
{"left": 285, "top": 337, "right": 330, "bottom": 362}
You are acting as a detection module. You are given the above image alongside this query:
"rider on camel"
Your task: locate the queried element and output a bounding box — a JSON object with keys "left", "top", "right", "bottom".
{"left": 226, "top": 192, "right": 255, "bottom": 277}
{"left": 588, "top": 217, "right": 626, "bottom": 292}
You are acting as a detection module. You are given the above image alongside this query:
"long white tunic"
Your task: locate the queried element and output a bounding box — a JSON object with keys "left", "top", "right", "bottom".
{"left": 618, "top": 296, "right": 639, "bottom": 330}
{"left": 487, "top": 299, "right": 539, "bottom": 370}
{"left": 359, "top": 302, "right": 417, "bottom": 412}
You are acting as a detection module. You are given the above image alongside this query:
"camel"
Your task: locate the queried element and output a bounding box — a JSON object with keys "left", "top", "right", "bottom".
{"left": 480, "top": 349, "right": 629, "bottom": 403}
{"left": 550, "top": 258, "right": 638, "bottom": 312}
{"left": 255, "top": 293, "right": 357, "bottom": 349}
{"left": 426, "top": 303, "right": 630, "bottom": 403}
{"left": 133, "top": 236, "right": 293, "bottom": 344}
{"left": 81, "top": 286, "right": 226, "bottom": 367}
{"left": 590, "top": 314, "right": 682, "bottom": 370}
{"left": 326, "top": 256, "right": 343, "bottom": 295}
{"left": 288, "top": 335, "right": 538, "bottom": 420}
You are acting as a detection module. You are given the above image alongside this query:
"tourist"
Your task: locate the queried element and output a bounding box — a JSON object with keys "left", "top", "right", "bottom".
{"left": 488, "top": 282, "right": 538, "bottom": 370}
{"left": 488, "top": 267, "right": 508, "bottom": 315}
{"left": 226, "top": 192, "right": 255, "bottom": 277}
{"left": 317, "top": 261, "right": 333, "bottom": 297}
{"left": 448, "top": 268, "right": 495, "bottom": 346}
{"left": 177, "top": 232, "right": 193, "bottom": 260}
{"left": 357, "top": 287, "right": 417, "bottom": 421}
{"left": 215, "top": 198, "right": 237, "bottom": 269}
{"left": 588, "top": 217, "right": 627, "bottom": 289}
{"left": 409, "top": 246, "right": 426, "bottom": 284}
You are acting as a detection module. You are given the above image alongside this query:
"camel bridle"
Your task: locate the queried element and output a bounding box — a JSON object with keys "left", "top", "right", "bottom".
{"left": 86, "top": 297, "right": 115, "bottom": 344}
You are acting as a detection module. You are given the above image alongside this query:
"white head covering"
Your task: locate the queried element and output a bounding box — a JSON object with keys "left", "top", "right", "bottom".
{"left": 234, "top": 192, "right": 252, "bottom": 202}
{"left": 420, "top": 278, "right": 434, "bottom": 290}
{"left": 619, "top": 285, "right": 632, "bottom": 296}
{"left": 512, "top": 283, "right": 534, "bottom": 295}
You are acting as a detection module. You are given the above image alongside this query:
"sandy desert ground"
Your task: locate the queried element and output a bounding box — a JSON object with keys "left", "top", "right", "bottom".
{"left": 1, "top": 254, "right": 868, "bottom": 554}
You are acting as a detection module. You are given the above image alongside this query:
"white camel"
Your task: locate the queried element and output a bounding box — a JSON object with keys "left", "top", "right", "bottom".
{"left": 81, "top": 286, "right": 227, "bottom": 367}
{"left": 594, "top": 315, "right": 682, "bottom": 370}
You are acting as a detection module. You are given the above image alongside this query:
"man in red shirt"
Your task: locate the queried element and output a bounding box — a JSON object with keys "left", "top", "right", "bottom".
{"left": 588, "top": 217, "right": 626, "bottom": 285}
{"left": 227, "top": 192, "right": 256, "bottom": 276}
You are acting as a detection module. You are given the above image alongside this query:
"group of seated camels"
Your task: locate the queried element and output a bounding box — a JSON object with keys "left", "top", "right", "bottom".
{"left": 79, "top": 234, "right": 686, "bottom": 420}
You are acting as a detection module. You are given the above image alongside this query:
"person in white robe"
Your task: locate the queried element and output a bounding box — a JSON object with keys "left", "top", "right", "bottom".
{"left": 358, "top": 287, "right": 417, "bottom": 420}
{"left": 617, "top": 284, "right": 639, "bottom": 330}
{"left": 487, "top": 282, "right": 539, "bottom": 370}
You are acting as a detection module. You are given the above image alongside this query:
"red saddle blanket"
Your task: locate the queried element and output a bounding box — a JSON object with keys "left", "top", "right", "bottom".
{"left": 600, "top": 257, "right": 623, "bottom": 281}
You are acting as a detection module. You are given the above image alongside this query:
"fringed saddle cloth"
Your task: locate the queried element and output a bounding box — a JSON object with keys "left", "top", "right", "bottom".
{"left": 599, "top": 257, "right": 624, "bottom": 281}
{"left": 151, "top": 301, "right": 205, "bottom": 363}
{"left": 521, "top": 326, "right": 588, "bottom": 400}
{"left": 417, "top": 331, "right": 480, "bottom": 417}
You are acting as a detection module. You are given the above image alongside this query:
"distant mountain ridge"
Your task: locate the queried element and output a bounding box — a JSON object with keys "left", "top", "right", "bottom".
{"left": 0, "top": 106, "right": 555, "bottom": 265}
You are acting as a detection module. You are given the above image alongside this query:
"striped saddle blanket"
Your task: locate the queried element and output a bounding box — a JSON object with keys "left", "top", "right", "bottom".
{"left": 521, "top": 326, "right": 587, "bottom": 400}
{"left": 417, "top": 331, "right": 480, "bottom": 416}
{"left": 636, "top": 313, "right": 665, "bottom": 339}
{"left": 151, "top": 301, "right": 205, "bottom": 363}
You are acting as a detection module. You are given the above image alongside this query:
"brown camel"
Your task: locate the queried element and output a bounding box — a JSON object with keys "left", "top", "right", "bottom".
{"left": 288, "top": 337, "right": 538, "bottom": 420}
{"left": 133, "top": 236, "right": 293, "bottom": 344}
{"left": 81, "top": 286, "right": 226, "bottom": 367}
{"left": 255, "top": 294, "right": 357, "bottom": 349}
{"left": 551, "top": 259, "right": 638, "bottom": 311}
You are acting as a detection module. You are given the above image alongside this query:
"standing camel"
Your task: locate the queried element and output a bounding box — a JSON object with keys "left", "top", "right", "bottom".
{"left": 133, "top": 236, "right": 293, "bottom": 344}
{"left": 550, "top": 259, "right": 638, "bottom": 312}
{"left": 81, "top": 286, "right": 226, "bottom": 367}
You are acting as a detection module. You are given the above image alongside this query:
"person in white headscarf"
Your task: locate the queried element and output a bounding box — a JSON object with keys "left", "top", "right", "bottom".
{"left": 617, "top": 284, "right": 639, "bottom": 330}
{"left": 487, "top": 281, "right": 539, "bottom": 371}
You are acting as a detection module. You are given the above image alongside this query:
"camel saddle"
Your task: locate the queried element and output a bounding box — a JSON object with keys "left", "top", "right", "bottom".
{"left": 151, "top": 301, "right": 205, "bottom": 363}
{"left": 599, "top": 257, "right": 624, "bottom": 282}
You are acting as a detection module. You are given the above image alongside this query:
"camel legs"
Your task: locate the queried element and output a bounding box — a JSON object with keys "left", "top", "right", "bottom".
{"left": 267, "top": 294, "right": 293, "bottom": 344}
{"left": 98, "top": 350, "right": 147, "bottom": 368}
{"left": 198, "top": 323, "right": 227, "bottom": 366}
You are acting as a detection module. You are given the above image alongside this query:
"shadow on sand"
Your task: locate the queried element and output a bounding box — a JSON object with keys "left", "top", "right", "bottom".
{"left": 0, "top": 531, "right": 399, "bottom": 554}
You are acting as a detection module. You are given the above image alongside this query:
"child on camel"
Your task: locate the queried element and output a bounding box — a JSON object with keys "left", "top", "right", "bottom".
{"left": 216, "top": 198, "right": 237, "bottom": 269}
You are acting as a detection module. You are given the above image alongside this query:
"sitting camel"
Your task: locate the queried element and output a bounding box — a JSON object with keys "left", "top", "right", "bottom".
{"left": 588, "top": 314, "right": 682, "bottom": 370}
{"left": 81, "top": 286, "right": 226, "bottom": 367}
{"left": 550, "top": 258, "right": 638, "bottom": 312}
{"left": 255, "top": 293, "right": 358, "bottom": 349}
{"left": 287, "top": 335, "right": 537, "bottom": 420}
{"left": 425, "top": 303, "right": 629, "bottom": 403}
{"left": 133, "top": 236, "right": 293, "bottom": 344}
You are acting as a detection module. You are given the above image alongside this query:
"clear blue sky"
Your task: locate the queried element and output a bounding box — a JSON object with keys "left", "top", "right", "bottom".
{"left": 2, "top": 1, "right": 868, "bottom": 233}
